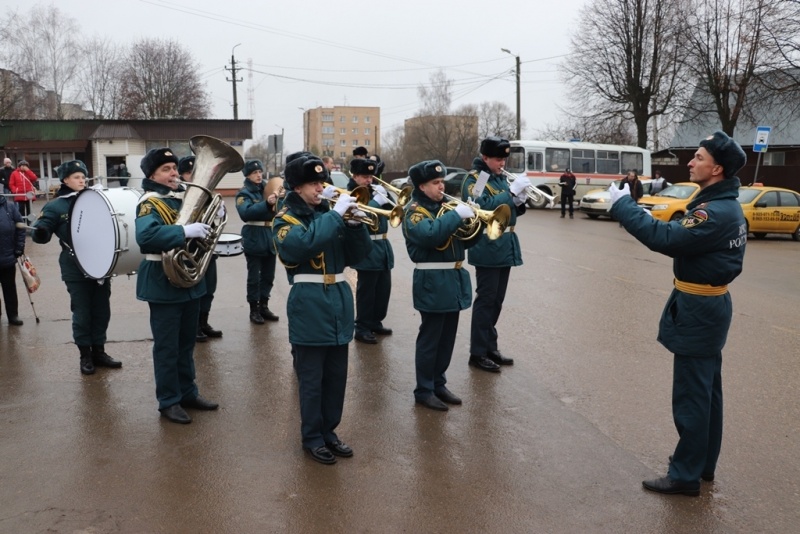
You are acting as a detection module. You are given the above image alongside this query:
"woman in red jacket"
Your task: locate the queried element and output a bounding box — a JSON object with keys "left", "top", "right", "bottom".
{"left": 8, "top": 160, "right": 37, "bottom": 219}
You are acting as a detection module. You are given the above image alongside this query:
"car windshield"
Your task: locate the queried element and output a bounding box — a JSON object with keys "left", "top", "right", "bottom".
{"left": 737, "top": 189, "right": 761, "bottom": 204}
{"left": 330, "top": 172, "right": 349, "bottom": 189}
{"left": 656, "top": 184, "right": 696, "bottom": 199}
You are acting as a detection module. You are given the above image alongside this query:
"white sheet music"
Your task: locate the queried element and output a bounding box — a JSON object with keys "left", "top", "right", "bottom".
{"left": 472, "top": 171, "right": 490, "bottom": 198}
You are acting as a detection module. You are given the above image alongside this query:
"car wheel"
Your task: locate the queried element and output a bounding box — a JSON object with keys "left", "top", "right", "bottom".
{"left": 669, "top": 212, "right": 684, "bottom": 222}
{"left": 587, "top": 214, "right": 599, "bottom": 219}
{"left": 793, "top": 225, "right": 799, "bottom": 241}
{"left": 753, "top": 232, "right": 766, "bottom": 239}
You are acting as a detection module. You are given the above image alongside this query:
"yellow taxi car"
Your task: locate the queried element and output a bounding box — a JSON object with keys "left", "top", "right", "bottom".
{"left": 639, "top": 182, "right": 700, "bottom": 221}
{"left": 737, "top": 186, "right": 800, "bottom": 240}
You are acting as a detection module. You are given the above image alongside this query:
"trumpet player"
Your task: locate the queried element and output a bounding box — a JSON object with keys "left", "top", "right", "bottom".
{"left": 135, "top": 148, "right": 218, "bottom": 424}
{"left": 342, "top": 157, "right": 394, "bottom": 344}
{"left": 461, "top": 137, "right": 531, "bottom": 373}
{"left": 236, "top": 159, "right": 279, "bottom": 324}
{"left": 403, "top": 160, "right": 482, "bottom": 411}
{"left": 179, "top": 156, "right": 223, "bottom": 341}
{"left": 273, "top": 155, "right": 371, "bottom": 465}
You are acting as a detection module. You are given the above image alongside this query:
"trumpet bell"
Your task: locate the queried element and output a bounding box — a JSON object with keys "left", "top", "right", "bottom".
{"left": 483, "top": 204, "right": 511, "bottom": 240}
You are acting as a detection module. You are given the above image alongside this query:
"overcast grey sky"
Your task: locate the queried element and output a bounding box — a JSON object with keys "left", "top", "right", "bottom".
{"left": 47, "top": 0, "right": 588, "bottom": 153}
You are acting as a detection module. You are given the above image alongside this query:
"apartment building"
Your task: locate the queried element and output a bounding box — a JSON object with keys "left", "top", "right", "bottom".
{"left": 301, "top": 106, "right": 380, "bottom": 167}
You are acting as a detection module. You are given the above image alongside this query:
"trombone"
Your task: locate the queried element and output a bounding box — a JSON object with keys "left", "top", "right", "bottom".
{"left": 501, "top": 169, "right": 556, "bottom": 207}
{"left": 440, "top": 193, "right": 510, "bottom": 241}
{"left": 371, "top": 176, "right": 413, "bottom": 207}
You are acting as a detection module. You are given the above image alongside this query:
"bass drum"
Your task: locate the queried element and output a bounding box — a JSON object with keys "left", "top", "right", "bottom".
{"left": 70, "top": 188, "right": 144, "bottom": 279}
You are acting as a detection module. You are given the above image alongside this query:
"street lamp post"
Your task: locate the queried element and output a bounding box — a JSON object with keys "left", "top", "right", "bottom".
{"left": 501, "top": 48, "right": 521, "bottom": 140}
{"left": 274, "top": 124, "right": 284, "bottom": 174}
{"left": 228, "top": 43, "right": 242, "bottom": 120}
{"left": 297, "top": 107, "right": 308, "bottom": 152}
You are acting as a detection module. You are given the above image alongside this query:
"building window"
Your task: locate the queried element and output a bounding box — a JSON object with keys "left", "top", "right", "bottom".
{"left": 322, "top": 114, "right": 333, "bottom": 121}
{"left": 340, "top": 139, "right": 346, "bottom": 146}
{"left": 352, "top": 128, "right": 358, "bottom": 134}
{"left": 321, "top": 126, "right": 334, "bottom": 134}
{"left": 340, "top": 116, "right": 345, "bottom": 123}
{"left": 323, "top": 138, "right": 334, "bottom": 146}
{"left": 364, "top": 140, "right": 370, "bottom": 147}
{"left": 365, "top": 116, "right": 371, "bottom": 123}
{"left": 340, "top": 128, "right": 346, "bottom": 134}
{"left": 764, "top": 152, "right": 785, "bottom": 165}
{"left": 352, "top": 116, "right": 358, "bottom": 123}
{"left": 340, "top": 152, "right": 346, "bottom": 158}
{"left": 364, "top": 128, "right": 370, "bottom": 135}
{"left": 352, "top": 139, "right": 359, "bottom": 146}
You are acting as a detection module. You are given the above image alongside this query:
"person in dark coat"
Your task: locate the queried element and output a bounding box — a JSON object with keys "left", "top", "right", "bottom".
{"left": 178, "top": 156, "right": 223, "bottom": 342}
{"left": 344, "top": 157, "right": 394, "bottom": 344}
{"left": 620, "top": 170, "right": 644, "bottom": 202}
{"left": 559, "top": 168, "right": 577, "bottom": 218}
{"left": 460, "top": 137, "right": 530, "bottom": 373}
{"left": 404, "top": 160, "right": 483, "bottom": 411}
{"left": 0, "top": 158, "right": 14, "bottom": 194}
{"left": 236, "top": 159, "right": 279, "bottom": 324}
{"left": 609, "top": 131, "right": 747, "bottom": 497}
{"left": 135, "top": 148, "right": 218, "bottom": 424}
{"left": 273, "top": 155, "right": 371, "bottom": 465}
{"left": 31, "top": 160, "right": 123, "bottom": 373}
{"left": 0, "top": 191, "right": 25, "bottom": 325}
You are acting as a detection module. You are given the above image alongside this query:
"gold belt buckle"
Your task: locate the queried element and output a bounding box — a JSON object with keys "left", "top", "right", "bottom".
{"left": 454, "top": 261, "right": 462, "bottom": 269}
{"left": 323, "top": 274, "right": 336, "bottom": 284}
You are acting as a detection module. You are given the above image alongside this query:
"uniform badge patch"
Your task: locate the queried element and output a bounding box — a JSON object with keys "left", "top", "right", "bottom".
{"left": 680, "top": 209, "right": 708, "bottom": 228}
{"left": 276, "top": 225, "right": 290, "bottom": 242}
{"left": 409, "top": 212, "right": 425, "bottom": 225}
{"left": 138, "top": 203, "right": 152, "bottom": 216}
{"left": 236, "top": 196, "right": 245, "bottom": 206}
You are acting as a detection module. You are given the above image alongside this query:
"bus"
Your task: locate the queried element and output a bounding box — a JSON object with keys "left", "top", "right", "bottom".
{"left": 505, "top": 140, "right": 652, "bottom": 208}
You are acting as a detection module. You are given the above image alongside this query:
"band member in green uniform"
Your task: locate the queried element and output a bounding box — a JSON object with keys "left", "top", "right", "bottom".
{"left": 179, "top": 156, "right": 223, "bottom": 341}
{"left": 460, "top": 137, "right": 531, "bottom": 373}
{"left": 343, "top": 157, "right": 394, "bottom": 344}
{"left": 235, "top": 159, "right": 279, "bottom": 324}
{"left": 135, "top": 148, "right": 218, "bottom": 424}
{"left": 609, "top": 131, "right": 747, "bottom": 496}
{"left": 32, "top": 160, "right": 123, "bottom": 375}
{"left": 403, "top": 160, "right": 482, "bottom": 411}
{"left": 273, "top": 155, "right": 371, "bottom": 464}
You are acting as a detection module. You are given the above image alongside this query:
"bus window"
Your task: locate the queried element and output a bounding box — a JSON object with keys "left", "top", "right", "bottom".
{"left": 545, "top": 148, "right": 570, "bottom": 172}
{"left": 528, "top": 152, "right": 543, "bottom": 171}
{"left": 596, "top": 150, "right": 620, "bottom": 174}
{"left": 621, "top": 152, "right": 644, "bottom": 175}
{"left": 571, "top": 149, "right": 595, "bottom": 173}
{"left": 507, "top": 147, "right": 525, "bottom": 173}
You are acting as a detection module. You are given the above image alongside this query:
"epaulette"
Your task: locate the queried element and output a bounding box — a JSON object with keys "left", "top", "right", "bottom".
{"left": 275, "top": 206, "right": 289, "bottom": 218}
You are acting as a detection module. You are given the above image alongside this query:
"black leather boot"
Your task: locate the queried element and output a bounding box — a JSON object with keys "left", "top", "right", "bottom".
{"left": 196, "top": 323, "right": 208, "bottom": 342}
{"left": 259, "top": 300, "right": 279, "bottom": 322}
{"left": 79, "top": 345, "right": 96, "bottom": 375}
{"left": 199, "top": 312, "right": 223, "bottom": 337}
{"left": 249, "top": 302, "right": 265, "bottom": 324}
{"left": 92, "top": 345, "right": 122, "bottom": 369}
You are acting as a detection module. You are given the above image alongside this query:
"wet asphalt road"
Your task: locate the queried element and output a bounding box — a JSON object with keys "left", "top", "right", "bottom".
{"left": 1, "top": 198, "right": 798, "bottom": 533}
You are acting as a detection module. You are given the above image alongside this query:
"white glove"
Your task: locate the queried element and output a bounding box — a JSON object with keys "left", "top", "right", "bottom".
{"left": 642, "top": 205, "right": 653, "bottom": 217}
{"left": 373, "top": 191, "right": 390, "bottom": 206}
{"left": 346, "top": 209, "right": 366, "bottom": 227}
{"left": 217, "top": 204, "right": 226, "bottom": 219}
{"left": 455, "top": 203, "right": 475, "bottom": 220}
{"left": 333, "top": 194, "right": 356, "bottom": 217}
{"left": 509, "top": 176, "right": 531, "bottom": 196}
{"left": 91, "top": 183, "right": 104, "bottom": 191}
{"left": 321, "top": 185, "right": 338, "bottom": 200}
{"left": 183, "top": 222, "right": 210, "bottom": 239}
{"left": 608, "top": 183, "right": 631, "bottom": 205}
{"left": 372, "top": 184, "right": 387, "bottom": 196}
{"left": 513, "top": 194, "right": 525, "bottom": 206}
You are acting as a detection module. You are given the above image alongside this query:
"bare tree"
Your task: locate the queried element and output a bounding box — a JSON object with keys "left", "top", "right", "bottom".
{"left": 536, "top": 116, "right": 637, "bottom": 145}
{"left": 563, "top": 0, "right": 687, "bottom": 148}
{"left": 1, "top": 4, "right": 81, "bottom": 118}
{"left": 474, "top": 101, "right": 523, "bottom": 140}
{"left": 379, "top": 125, "right": 410, "bottom": 173}
{"left": 78, "top": 37, "right": 124, "bottom": 119}
{"left": 118, "top": 38, "right": 211, "bottom": 119}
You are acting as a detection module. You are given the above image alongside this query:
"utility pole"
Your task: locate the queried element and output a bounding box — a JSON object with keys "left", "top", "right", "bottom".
{"left": 226, "top": 44, "right": 242, "bottom": 120}
{"left": 502, "top": 48, "right": 521, "bottom": 140}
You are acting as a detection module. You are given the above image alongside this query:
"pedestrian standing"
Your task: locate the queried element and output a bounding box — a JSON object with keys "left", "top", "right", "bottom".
{"left": 0, "top": 190, "right": 25, "bottom": 325}
{"left": 559, "top": 168, "right": 577, "bottom": 218}
{"left": 9, "top": 160, "right": 37, "bottom": 220}
{"left": 609, "top": 131, "right": 747, "bottom": 496}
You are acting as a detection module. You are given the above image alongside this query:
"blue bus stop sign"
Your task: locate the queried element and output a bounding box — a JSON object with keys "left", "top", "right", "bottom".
{"left": 753, "top": 126, "right": 771, "bottom": 153}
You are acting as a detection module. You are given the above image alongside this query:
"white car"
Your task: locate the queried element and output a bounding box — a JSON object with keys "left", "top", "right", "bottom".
{"left": 579, "top": 179, "right": 652, "bottom": 219}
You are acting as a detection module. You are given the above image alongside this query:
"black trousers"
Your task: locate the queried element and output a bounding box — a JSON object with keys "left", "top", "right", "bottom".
{"left": 470, "top": 266, "right": 511, "bottom": 356}
{"left": 16, "top": 201, "right": 31, "bottom": 219}
{"left": 561, "top": 194, "right": 574, "bottom": 215}
{"left": 149, "top": 299, "right": 200, "bottom": 410}
{"left": 668, "top": 352, "right": 723, "bottom": 483}
{"left": 355, "top": 268, "right": 391, "bottom": 335}
{"left": 415, "top": 311, "right": 459, "bottom": 400}
{"left": 245, "top": 252, "right": 276, "bottom": 303}
{"left": 293, "top": 344, "right": 349, "bottom": 449}
{"left": 0, "top": 264, "right": 19, "bottom": 318}
{"left": 64, "top": 279, "right": 112, "bottom": 346}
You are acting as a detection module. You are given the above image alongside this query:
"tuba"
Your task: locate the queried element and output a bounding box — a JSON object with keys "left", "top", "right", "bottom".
{"left": 162, "top": 135, "right": 244, "bottom": 288}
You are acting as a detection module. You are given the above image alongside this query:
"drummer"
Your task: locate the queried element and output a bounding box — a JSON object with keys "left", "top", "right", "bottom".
{"left": 235, "top": 159, "right": 279, "bottom": 324}
{"left": 179, "top": 156, "right": 222, "bottom": 342}
{"left": 31, "top": 160, "right": 123, "bottom": 375}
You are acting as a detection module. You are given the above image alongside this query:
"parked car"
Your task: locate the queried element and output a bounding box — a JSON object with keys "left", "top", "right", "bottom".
{"left": 330, "top": 171, "right": 349, "bottom": 189}
{"left": 444, "top": 171, "right": 469, "bottom": 196}
{"left": 390, "top": 167, "right": 467, "bottom": 193}
{"left": 579, "top": 180, "right": 653, "bottom": 219}
{"left": 737, "top": 186, "right": 800, "bottom": 240}
{"left": 638, "top": 182, "right": 700, "bottom": 221}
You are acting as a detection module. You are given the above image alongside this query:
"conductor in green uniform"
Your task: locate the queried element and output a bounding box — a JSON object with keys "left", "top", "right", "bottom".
{"left": 135, "top": 148, "right": 219, "bottom": 425}
{"left": 32, "top": 160, "right": 123, "bottom": 375}
{"left": 609, "top": 131, "right": 747, "bottom": 496}
{"left": 273, "top": 155, "right": 371, "bottom": 465}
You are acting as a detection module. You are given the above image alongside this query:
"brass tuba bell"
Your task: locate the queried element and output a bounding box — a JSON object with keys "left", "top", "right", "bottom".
{"left": 162, "top": 135, "right": 244, "bottom": 288}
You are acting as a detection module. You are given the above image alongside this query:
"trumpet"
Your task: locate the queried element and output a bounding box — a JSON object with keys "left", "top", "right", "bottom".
{"left": 326, "top": 187, "right": 405, "bottom": 231}
{"left": 501, "top": 169, "right": 556, "bottom": 207}
{"left": 440, "top": 193, "right": 511, "bottom": 241}
{"left": 371, "top": 176, "right": 413, "bottom": 207}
